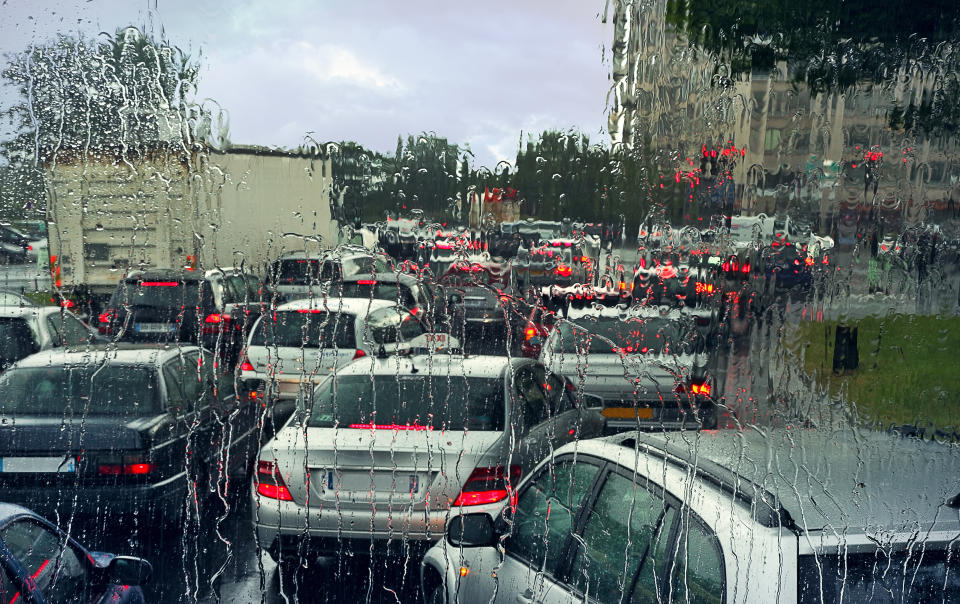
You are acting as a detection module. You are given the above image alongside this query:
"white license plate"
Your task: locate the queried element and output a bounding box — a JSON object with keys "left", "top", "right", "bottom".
{"left": 136, "top": 322, "right": 173, "bottom": 333}
{"left": 327, "top": 470, "right": 421, "bottom": 494}
{"left": 0, "top": 456, "right": 75, "bottom": 473}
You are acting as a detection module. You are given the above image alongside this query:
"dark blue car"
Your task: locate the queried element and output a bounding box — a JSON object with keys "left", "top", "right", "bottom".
{"left": 0, "top": 502, "right": 152, "bottom": 603}
{"left": 763, "top": 244, "right": 813, "bottom": 290}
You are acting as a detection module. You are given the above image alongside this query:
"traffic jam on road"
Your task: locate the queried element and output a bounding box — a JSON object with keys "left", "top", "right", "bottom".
{"left": 3, "top": 2, "right": 960, "bottom": 603}
{"left": 0, "top": 213, "right": 958, "bottom": 603}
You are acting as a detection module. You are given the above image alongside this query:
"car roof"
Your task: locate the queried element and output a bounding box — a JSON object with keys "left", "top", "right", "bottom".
{"left": 274, "top": 297, "right": 399, "bottom": 314}
{"left": 334, "top": 353, "right": 520, "bottom": 379}
{"left": 560, "top": 429, "right": 960, "bottom": 535}
{"left": 10, "top": 344, "right": 202, "bottom": 369}
{"left": 0, "top": 502, "right": 37, "bottom": 526}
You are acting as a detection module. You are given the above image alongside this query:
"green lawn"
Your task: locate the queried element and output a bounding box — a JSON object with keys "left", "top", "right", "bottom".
{"left": 786, "top": 314, "right": 960, "bottom": 433}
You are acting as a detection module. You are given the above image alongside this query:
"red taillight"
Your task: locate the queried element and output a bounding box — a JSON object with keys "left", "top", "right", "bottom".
{"left": 555, "top": 265, "right": 572, "bottom": 277}
{"left": 357, "top": 279, "right": 377, "bottom": 285}
{"left": 524, "top": 326, "right": 536, "bottom": 340}
{"left": 239, "top": 357, "right": 255, "bottom": 372}
{"left": 408, "top": 306, "right": 419, "bottom": 316}
{"left": 27, "top": 245, "right": 33, "bottom": 251}
{"left": 140, "top": 281, "right": 180, "bottom": 287}
{"left": 97, "top": 462, "right": 154, "bottom": 476}
{"left": 691, "top": 383, "right": 712, "bottom": 396}
{"left": 452, "top": 465, "right": 521, "bottom": 507}
{"left": 741, "top": 263, "right": 750, "bottom": 273}
{"left": 203, "top": 313, "right": 231, "bottom": 334}
{"left": 98, "top": 311, "right": 113, "bottom": 323}
{"left": 256, "top": 460, "right": 293, "bottom": 501}
{"left": 353, "top": 349, "right": 366, "bottom": 360}
{"left": 348, "top": 423, "right": 433, "bottom": 431}
{"left": 804, "top": 257, "right": 815, "bottom": 266}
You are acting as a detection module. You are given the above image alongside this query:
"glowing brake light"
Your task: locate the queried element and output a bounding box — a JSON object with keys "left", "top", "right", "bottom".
{"left": 204, "top": 313, "right": 230, "bottom": 324}
{"left": 352, "top": 349, "right": 366, "bottom": 360}
{"left": 555, "top": 264, "right": 573, "bottom": 277}
{"left": 452, "top": 465, "right": 521, "bottom": 507}
{"left": 348, "top": 423, "right": 433, "bottom": 431}
{"left": 524, "top": 326, "right": 536, "bottom": 340}
{"left": 140, "top": 281, "right": 180, "bottom": 287}
{"left": 256, "top": 460, "right": 293, "bottom": 501}
{"left": 239, "top": 357, "right": 255, "bottom": 372}
{"left": 357, "top": 279, "right": 378, "bottom": 285}
{"left": 805, "top": 257, "right": 815, "bottom": 266}
{"left": 691, "top": 383, "right": 712, "bottom": 396}
{"left": 741, "top": 263, "right": 750, "bottom": 273}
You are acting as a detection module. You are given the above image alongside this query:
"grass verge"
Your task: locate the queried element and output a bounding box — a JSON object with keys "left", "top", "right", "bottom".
{"left": 786, "top": 314, "right": 960, "bottom": 433}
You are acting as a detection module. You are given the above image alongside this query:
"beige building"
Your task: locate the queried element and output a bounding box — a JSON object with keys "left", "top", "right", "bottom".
{"left": 605, "top": 0, "right": 959, "bottom": 228}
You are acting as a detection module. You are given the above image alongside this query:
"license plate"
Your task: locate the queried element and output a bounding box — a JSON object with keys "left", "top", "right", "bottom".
{"left": 601, "top": 407, "right": 655, "bottom": 420}
{"left": 0, "top": 456, "right": 75, "bottom": 473}
{"left": 327, "top": 471, "right": 422, "bottom": 494}
{"left": 136, "top": 322, "right": 173, "bottom": 333}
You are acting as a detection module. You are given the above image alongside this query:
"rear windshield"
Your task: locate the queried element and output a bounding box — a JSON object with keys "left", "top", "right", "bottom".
{"left": 251, "top": 311, "right": 357, "bottom": 349}
{"left": 798, "top": 548, "right": 960, "bottom": 603}
{"left": 111, "top": 280, "right": 206, "bottom": 309}
{"left": 337, "top": 281, "right": 415, "bottom": 308}
{"left": 273, "top": 259, "right": 330, "bottom": 285}
{"left": 0, "top": 365, "right": 157, "bottom": 415}
{"left": 555, "top": 317, "right": 697, "bottom": 355}
{"left": 307, "top": 375, "right": 504, "bottom": 431}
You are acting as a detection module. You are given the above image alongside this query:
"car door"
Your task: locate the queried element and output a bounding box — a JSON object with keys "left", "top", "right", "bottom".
{"left": 490, "top": 455, "right": 604, "bottom": 604}
{"left": 0, "top": 517, "right": 92, "bottom": 603}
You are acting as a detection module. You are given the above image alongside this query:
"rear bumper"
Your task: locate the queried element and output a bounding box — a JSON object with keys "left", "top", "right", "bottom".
{"left": 253, "top": 487, "right": 505, "bottom": 557}
{"left": 601, "top": 398, "right": 718, "bottom": 434}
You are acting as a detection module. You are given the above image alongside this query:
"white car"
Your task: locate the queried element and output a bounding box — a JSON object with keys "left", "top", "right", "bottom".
{"left": 540, "top": 305, "right": 716, "bottom": 432}
{"left": 0, "top": 305, "right": 102, "bottom": 372}
{"left": 422, "top": 428, "right": 960, "bottom": 603}
{"left": 239, "top": 298, "right": 457, "bottom": 402}
{"left": 270, "top": 248, "right": 392, "bottom": 302}
{"left": 251, "top": 353, "right": 604, "bottom": 577}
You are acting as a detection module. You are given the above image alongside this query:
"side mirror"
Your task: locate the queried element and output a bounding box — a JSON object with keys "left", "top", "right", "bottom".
{"left": 446, "top": 513, "right": 498, "bottom": 548}
{"left": 106, "top": 556, "right": 152, "bottom": 586}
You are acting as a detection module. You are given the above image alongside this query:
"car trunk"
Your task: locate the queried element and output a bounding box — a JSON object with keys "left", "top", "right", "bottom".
{"left": 275, "top": 428, "right": 503, "bottom": 512}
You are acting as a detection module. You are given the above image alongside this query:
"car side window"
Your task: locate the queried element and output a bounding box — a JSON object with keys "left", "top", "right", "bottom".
{"left": 0, "top": 520, "right": 88, "bottom": 603}
{"left": 632, "top": 505, "right": 676, "bottom": 602}
{"left": 666, "top": 514, "right": 725, "bottom": 603}
{"left": 505, "top": 458, "right": 600, "bottom": 577}
{"left": 46, "top": 314, "right": 91, "bottom": 347}
{"left": 163, "top": 361, "right": 187, "bottom": 413}
{"left": 513, "top": 366, "right": 550, "bottom": 429}
{"left": 567, "top": 470, "right": 670, "bottom": 602}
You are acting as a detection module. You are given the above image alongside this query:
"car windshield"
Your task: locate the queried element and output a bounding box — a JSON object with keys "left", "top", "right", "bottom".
{"left": 112, "top": 280, "right": 204, "bottom": 308}
{"left": 338, "top": 281, "right": 414, "bottom": 307}
{"left": 272, "top": 259, "right": 325, "bottom": 285}
{"left": 0, "top": 365, "right": 157, "bottom": 415}
{"left": 556, "top": 317, "right": 695, "bottom": 355}
{"left": 251, "top": 311, "right": 356, "bottom": 348}
{"left": 308, "top": 374, "right": 504, "bottom": 431}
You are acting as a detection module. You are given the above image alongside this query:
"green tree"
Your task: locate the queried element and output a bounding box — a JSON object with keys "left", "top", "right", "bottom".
{"left": 2, "top": 26, "right": 206, "bottom": 159}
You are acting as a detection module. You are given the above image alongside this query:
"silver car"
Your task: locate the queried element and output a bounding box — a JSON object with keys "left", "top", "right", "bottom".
{"left": 252, "top": 353, "right": 603, "bottom": 575}
{"left": 540, "top": 305, "right": 716, "bottom": 432}
{"left": 239, "top": 298, "right": 458, "bottom": 402}
{"left": 423, "top": 428, "right": 960, "bottom": 603}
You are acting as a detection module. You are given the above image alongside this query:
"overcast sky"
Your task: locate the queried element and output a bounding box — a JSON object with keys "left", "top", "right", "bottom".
{"left": 0, "top": 0, "right": 613, "bottom": 168}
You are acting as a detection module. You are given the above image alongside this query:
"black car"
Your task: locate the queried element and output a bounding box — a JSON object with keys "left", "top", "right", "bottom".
{"left": 0, "top": 226, "right": 32, "bottom": 264}
{"left": 444, "top": 284, "right": 514, "bottom": 355}
{"left": 0, "top": 502, "right": 152, "bottom": 604}
{"left": 0, "top": 345, "right": 259, "bottom": 527}
{"left": 99, "top": 267, "right": 268, "bottom": 368}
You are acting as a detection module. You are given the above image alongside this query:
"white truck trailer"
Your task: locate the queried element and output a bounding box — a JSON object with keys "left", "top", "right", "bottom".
{"left": 45, "top": 144, "right": 335, "bottom": 299}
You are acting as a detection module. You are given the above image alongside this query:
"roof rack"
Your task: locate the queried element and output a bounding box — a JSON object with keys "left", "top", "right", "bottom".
{"left": 616, "top": 433, "right": 799, "bottom": 532}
